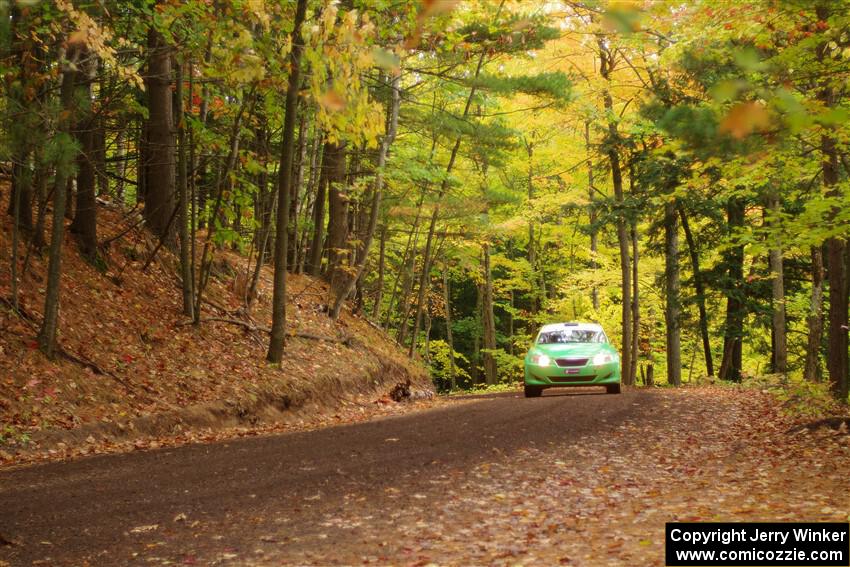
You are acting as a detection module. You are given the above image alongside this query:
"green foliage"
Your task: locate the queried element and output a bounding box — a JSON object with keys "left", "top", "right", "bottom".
{"left": 423, "top": 339, "right": 470, "bottom": 387}
{"left": 481, "top": 348, "right": 523, "bottom": 384}
{"left": 471, "top": 72, "right": 573, "bottom": 101}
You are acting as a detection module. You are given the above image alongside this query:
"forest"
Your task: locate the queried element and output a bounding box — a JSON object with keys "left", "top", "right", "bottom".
{"left": 1, "top": 0, "right": 849, "bottom": 402}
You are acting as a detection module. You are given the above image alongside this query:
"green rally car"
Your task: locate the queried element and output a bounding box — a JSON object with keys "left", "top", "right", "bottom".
{"left": 523, "top": 322, "right": 621, "bottom": 397}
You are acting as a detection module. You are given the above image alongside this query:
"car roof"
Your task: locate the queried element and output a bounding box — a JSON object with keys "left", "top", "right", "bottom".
{"left": 538, "top": 322, "right": 603, "bottom": 334}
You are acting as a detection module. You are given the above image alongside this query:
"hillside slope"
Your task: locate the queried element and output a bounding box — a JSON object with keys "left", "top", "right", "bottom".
{"left": 0, "top": 202, "right": 432, "bottom": 464}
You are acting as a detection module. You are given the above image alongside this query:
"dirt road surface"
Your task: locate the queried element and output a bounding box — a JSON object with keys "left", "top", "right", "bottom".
{"left": 1, "top": 387, "right": 847, "bottom": 566}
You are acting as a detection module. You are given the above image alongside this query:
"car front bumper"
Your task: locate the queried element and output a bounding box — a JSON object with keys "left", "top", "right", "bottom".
{"left": 524, "top": 361, "right": 620, "bottom": 387}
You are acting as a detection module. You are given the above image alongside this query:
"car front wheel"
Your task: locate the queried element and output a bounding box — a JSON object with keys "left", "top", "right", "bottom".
{"left": 524, "top": 385, "right": 543, "bottom": 398}
{"left": 606, "top": 383, "right": 622, "bottom": 394}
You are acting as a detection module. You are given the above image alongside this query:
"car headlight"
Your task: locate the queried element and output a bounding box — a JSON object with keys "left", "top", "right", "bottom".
{"left": 532, "top": 354, "right": 551, "bottom": 366}
{"left": 592, "top": 353, "right": 613, "bottom": 366}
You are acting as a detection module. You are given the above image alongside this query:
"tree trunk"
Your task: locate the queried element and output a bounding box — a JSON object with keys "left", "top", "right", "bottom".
{"left": 326, "top": 144, "right": 350, "bottom": 285}
{"left": 136, "top": 120, "right": 147, "bottom": 205}
{"left": 331, "top": 74, "right": 400, "bottom": 320}
{"left": 678, "top": 203, "right": 714, "bottom": 376}
{"left": 407, "top": 46, "right": 488, "bottom": 355}
{"left": 718, "top": 197, "right": 745, "bottom": 382}
{"left": 585, "top": 121, "right": 599, "bottom": 310}
{"left": 143, "top": 25, "right": 176, "bottom": 243}
{"left": 371, "top": 224, "right": 388, "bottom": 320}
{"left": 94, "top": 117, "right": 108, "bottom": 197}
{"left": 822, "top": 134, "right": 848, "bottom": 399}
{"left": 193, "top": 92, "right": 250, "bottom": 321}
{"left": 816, "top": 3, "right": 848, "bottom": 401}
{"left": 69, "top": 46, "right": 98, "bottom": 261}
{"left": 387, "top": 202, "right": 423, "bottom": 332}
{"left": 175, "top": 56, "right": 194, "bottom": 318}
{"left": 267, "top": 0, "right": 308, "bottom": 363}
{"left": 664, "top": 201, "right": 681, "bottom": 386}
{"left": 297, "top": 123, "right": 322, "bottom": 273}
{"left": 482, "top": 243, "right": 498, "bottom": 385}
{"left": 526, "top": 140, "right": 540, "bottom": 316}
{"left": 407, "top": 208, "right": 438, "bottom": 356}
{"left": 248, "top": 100, "right": 273, "bottom": 304}
{"left": 631, "top": 220, "right": 640, "bottom": 384}
{"left": 442, "top": 263, "right": 456, "bottom": 390}
{"left": 6, "top": 5, "right": 34, "bottom": 236}
{"left": 804, "top": 245, "right": 825, "bottom": 381}
{"left": 114, "top": 129, "right": 127, "bottom": 203}
{"left": 598, "top": 38, "right": 632, "bottom": 386}
{"left": 472, "top": 280, "right": 483, "bottom": 384}
{"left": 767, "top": 194, "right": 786, "bottom": 374}
{"left": 289, "top": 111, "right": 307, "bottom": 268}
{"left": 308, "top": 140, "right": 341, "bottom": 276}
{"left": 37, "top": 55, "right": 79, "bottom": 358}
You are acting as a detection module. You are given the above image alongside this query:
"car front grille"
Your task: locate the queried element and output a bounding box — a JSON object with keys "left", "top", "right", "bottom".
{"left": 550, "top": 375, "right": 595, "bottom": 382}
{"left": 555, "top": 358, "right": 588, "bottom": 367}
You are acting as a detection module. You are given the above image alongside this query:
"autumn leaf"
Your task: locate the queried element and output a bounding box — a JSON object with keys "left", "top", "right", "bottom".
{"left": 318, "top": 89, "right": 346, "bottom": 112}
{"left": 719, "top": 101, "right": 770, "bottom": 139}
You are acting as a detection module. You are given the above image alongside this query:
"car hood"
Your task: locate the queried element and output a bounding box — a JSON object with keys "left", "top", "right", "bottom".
{"left": 530, "top": 343, "right": 607, "bottom": 357}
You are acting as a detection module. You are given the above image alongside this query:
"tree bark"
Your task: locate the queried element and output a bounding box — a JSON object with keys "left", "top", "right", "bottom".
{"left": 718, "top": 197, "right": 745, "bottom": 382}
{"left": 387, "top": 200, "right": 423, "bottom": 333}
{"left": 631, "top": 220, "right": 640, "bottom": 384}
{"left": 37, "top": 52, "right": 79, "bottom": 358}
{"left": 816, "top": 3, "right": 848, "bottom": 401}
{"left": 482, "top": 243, "right": 498, "bottom": 385}
{"left": 6, "top": 5, "right": 34, "bottom": 237}
{"left": 289, "top": 111, "right": 308, "bottom": 268}
{"left": 407, "top": 206, "right": 438, "bottom": 356}
{"left": 114, "top": 129, "right": 127, "bottom": 203}
{"left": 442, "top": 263, "right": 456, "bottom": 390}
{"left": 371, "top": 224, "right": 388, "bottom": 320}
{"left": 664, "top": 201, "right": 681, "bottom": 386}
{"left": 143, "top": 24, "right": 176, "bottom": 243}
{"left": 175, "top": 56, "right": 194, "bottom": 318}
{"left": 297, "top": 123, "right": 322, "bottom": 273}
{"left": 585, "top": 121, "right": 599, "bottom": 310}
{"left": 331, "top": 74, "right": 401, "bottom": 320}
{"left": 308, "top": 140, "right": 341, "bottom": 276}
{"left": 598, "top": 37, "right": 632, "bottom": 386}
{"left": 804, "top": 245, "right": 825, "bottom": 381}
{"left": 69, "top": 46, "right": 98, "bottom": 261}
{"left": 767, "top": 194, "right": 786, "bottom": 374}
{"left": 472, "top": 279, "right": 483, "bottom": 384}
{"left": 678, "top": 203, "right": 714, "bottom": 376}
{"left": 326, "top": 144, "right": 350, "bottom": 284}
{"left": 407, "top": 49, "right": 488, "bottom": 356}
{"left": 267, "top": 0, "right": 308, "bottom": 363}
{"left": 193, "top": 92, "right": 250, "bottom": 321}
{"left": 526, "top": 139, "right": 540, "bottom": 316}
{"left": 822, "top": 134, "right": 848, "bottom": 399}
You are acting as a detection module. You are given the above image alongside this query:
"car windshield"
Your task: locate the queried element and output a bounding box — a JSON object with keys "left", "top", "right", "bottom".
{"left": 537, "top": 329, "right": 599, "bottom": 344}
